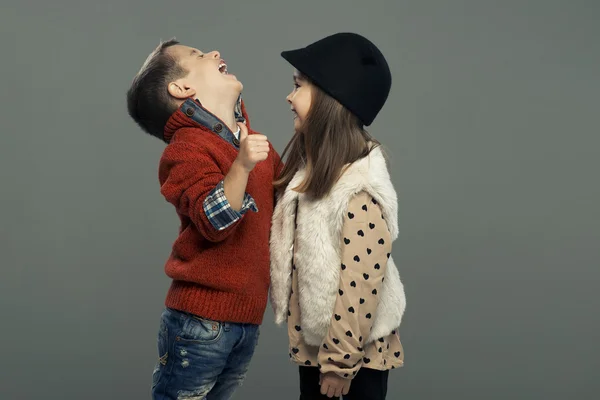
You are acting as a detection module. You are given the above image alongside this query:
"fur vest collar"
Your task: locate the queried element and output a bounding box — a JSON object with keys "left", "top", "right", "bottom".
{"left": 269, "top": 146, "right": 406, "bottom": 346}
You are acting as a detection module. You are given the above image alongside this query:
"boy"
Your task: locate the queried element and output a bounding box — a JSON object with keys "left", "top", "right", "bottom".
{"left": 127, "top": 39, "right": 281, "bottom": 400}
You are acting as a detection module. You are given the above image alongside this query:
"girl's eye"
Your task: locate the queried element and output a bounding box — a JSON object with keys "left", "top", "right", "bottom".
{"left": 294, "top": 83, "right": 300, "bottom": 89}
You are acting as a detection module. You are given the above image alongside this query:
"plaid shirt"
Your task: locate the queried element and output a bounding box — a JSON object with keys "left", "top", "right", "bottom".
{"left": 203, "top": 180, "right": 258, "bottom": 230}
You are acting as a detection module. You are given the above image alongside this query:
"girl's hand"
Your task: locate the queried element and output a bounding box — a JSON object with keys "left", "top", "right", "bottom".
{"left": 319, "top": 372, "right": 351, "bottom": 398}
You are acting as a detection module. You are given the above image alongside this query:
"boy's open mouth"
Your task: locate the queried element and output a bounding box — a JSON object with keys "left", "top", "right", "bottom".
{"left": 218, "top": 60, "right": 228, "bottom": 74}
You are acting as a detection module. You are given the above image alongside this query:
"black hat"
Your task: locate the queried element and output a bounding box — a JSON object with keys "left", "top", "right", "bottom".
{"left": 281, "top": 32, "right": 391, "bottom": 126}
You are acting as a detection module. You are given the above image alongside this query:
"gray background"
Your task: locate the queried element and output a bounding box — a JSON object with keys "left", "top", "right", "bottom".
{"left": 1, "top": 0, "right": 598, "bottom": 399}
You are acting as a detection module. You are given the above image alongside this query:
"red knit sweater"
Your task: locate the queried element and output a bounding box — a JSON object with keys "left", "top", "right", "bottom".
{"left": 158, "top": 101, "right": 281, "bottom": 324}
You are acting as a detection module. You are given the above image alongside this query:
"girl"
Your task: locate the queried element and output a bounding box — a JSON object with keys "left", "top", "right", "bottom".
{"left": 270, "top": 33, "right": 407, "bottom": 400}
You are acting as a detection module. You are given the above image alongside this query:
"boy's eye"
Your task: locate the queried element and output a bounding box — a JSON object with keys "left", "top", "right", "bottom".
{"left": 294, "top": 83, "right": 300, "bottom": 89}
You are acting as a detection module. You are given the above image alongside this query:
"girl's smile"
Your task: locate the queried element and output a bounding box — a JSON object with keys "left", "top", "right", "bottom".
{"left": 286, "top": 70, "right": 313, "bottom": 129}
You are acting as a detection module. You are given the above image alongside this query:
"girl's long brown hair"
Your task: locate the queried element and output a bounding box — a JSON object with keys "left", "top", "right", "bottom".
{"left": 274, "top": 75, "right": 381, "bottom": 199}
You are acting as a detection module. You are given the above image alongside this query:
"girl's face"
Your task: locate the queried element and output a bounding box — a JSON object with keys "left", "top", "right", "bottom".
{"left": 286, "top": 70, "right": 313, "bottom": 130}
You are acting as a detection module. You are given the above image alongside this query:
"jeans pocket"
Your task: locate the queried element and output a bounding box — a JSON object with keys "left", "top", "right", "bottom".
{"left": 177, "top": 315, "right": 223, "bottom": 344}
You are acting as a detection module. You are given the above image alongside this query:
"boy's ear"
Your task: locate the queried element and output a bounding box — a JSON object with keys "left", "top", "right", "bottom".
{"left": 168, "top": 79, "right": 196, "bottom": 100}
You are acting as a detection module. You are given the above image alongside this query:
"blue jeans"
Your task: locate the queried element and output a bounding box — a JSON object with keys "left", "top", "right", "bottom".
{"left": 151, "top": 308, "right": 260, "bottom": 400}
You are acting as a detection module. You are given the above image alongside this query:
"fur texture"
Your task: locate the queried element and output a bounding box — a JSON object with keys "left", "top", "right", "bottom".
{"left": 269, "top": 146, "right": 406, "bottom": 346}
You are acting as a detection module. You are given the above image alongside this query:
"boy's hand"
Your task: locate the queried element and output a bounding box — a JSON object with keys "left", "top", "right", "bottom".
{"left": 319, "top": 372, "right": 351, "bottom": 398}
{"left": 235, "top": 122, "right": 269, "bottom": 173}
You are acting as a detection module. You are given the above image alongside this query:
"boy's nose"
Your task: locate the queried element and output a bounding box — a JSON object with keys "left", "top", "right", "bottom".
{"left": 286, "top": 93, "right": 292, "bottom": 103}
{"left": 208, "top": 51, "right": 221, "bottom": 59}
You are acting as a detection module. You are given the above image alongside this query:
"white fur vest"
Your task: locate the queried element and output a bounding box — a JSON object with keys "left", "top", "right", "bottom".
{"left": 269, "top": 146, "right": 406, "bottom": 346}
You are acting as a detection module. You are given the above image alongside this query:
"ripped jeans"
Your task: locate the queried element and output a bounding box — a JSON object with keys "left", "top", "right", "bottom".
{"left": 151, "top": 308, "right": 260, "bottom": 400}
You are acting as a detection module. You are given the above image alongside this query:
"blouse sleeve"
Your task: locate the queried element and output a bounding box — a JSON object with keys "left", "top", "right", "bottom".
{"left": 317, "top": 191, "right": 392, "bottom": 379}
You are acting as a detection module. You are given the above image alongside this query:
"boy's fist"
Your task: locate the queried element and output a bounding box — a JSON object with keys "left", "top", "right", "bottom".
{"left": 235, "top": 122, "right": 269, "bottom": 172}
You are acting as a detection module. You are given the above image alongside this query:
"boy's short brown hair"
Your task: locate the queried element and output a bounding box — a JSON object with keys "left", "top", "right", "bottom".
{"left": 126, "top": 38, "right": 187, "bottom": 142}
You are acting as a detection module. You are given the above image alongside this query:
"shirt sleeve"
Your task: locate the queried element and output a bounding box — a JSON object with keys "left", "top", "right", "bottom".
{"left": 203, "top": 180, "right": 258, "bottom": 231}
{"left": 158, "top": 139, "right": 252, "bottom": 242}
{"left": 317, "top": 192, "right": 391, "bottom": 379}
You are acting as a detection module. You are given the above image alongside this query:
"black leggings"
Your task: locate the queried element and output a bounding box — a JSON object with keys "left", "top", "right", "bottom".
{"left": 299, "top": 366, "right": 389, "bottom": 400}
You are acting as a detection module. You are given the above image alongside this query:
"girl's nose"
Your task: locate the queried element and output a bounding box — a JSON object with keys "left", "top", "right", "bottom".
{"left": 208, "top": 51, "right": 221, "bottom": 59}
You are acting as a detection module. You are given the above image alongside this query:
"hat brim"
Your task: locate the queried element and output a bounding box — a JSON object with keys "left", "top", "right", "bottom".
{"left": 281, "top": 49, "right": 310, "bottom": 77}
{"left": 281, "top": 49, "right": 343, "bottom": 105}
{"left": 281, "top": 49, "right": 370, "bottom": 126}
{"left": 281, "top": 48, "right": 334, "bottom": 101}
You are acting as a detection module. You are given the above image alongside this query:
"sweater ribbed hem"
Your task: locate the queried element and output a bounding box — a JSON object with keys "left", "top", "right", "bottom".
{"left": 165, "top": 281, "right": 267, "bottom": 325}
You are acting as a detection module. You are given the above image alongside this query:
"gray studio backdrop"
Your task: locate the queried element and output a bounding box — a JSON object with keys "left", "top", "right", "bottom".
{"left": 1, "top": 0, "right": 598, "bottom": 399}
